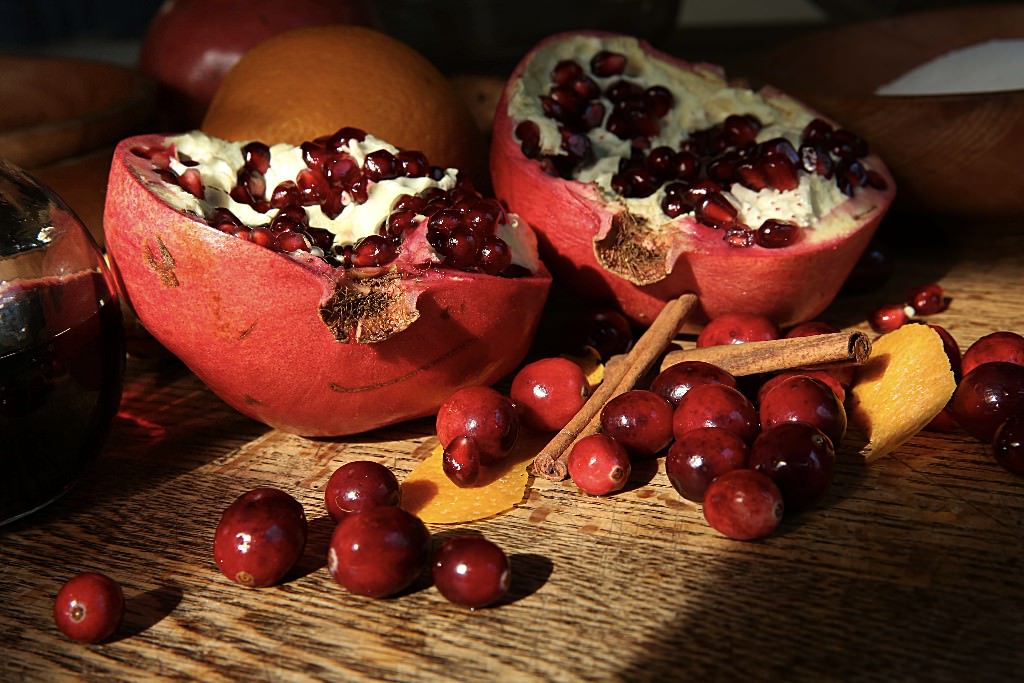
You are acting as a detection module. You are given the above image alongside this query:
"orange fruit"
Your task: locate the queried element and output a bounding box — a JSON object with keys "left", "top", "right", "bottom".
{"left": 201, "top": 25, "right": 484, "bottom": 181}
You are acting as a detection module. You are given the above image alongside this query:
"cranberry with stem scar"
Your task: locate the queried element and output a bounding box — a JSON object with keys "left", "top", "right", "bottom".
{"left": 213, "top": 487, "right": 308, "bottom": 588}
{"left": 749, "top": 422, "right": 835, "bottom": 511}
{"left": 568, "top": 434, "right": 631, "bottom": 496}
{"left": 510, "top": 357, "right": 590, "bottom": 432}
{"left": 702, "top": 469, "right": 783, "bottom": 541}
{"left": 436, "top": 386, "right": 519, "bottom": 465}
{"left": 53, "top": 572, "right": 125, "bottom": 643}
{"left": 907, "top": 283, "right": 946, "bottom": 315}
{"left": 666, "top": 427, "right": 749, "bottom": 502}
{"left": 672, "top": 383, "right": 759, "bottom": 444}
{"left": 599, "top": 389, "right": 675, "bottom": 457}
{"left": 869, "top": 303, "right": 909, "bottom": 333}
{"left": 432, "top": 536, "right": 511, "bottom": 609}
{"left": 328, "top": 506, "right": 430, "bottom": 598}
{"left": 324, "top": 461, "right": 401, "bottom": 522}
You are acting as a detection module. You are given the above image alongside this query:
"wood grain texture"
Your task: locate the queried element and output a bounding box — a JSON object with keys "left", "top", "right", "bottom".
{"left": 1, "top": 223, "right": 1022, "bottom": 682}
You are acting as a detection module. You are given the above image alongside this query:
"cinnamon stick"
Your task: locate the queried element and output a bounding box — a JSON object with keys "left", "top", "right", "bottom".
{"left": 659, "top": 330, "right": 871, "bottom": 377}
{"left": 532, "top": 293, "right": 698, "bottom": 481}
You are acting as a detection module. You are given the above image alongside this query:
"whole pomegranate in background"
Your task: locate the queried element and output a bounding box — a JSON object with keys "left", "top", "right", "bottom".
{"left": 139, "top": 0, "right": 367, "bottom": 127}
{"left": 103, "top": 128, "right": 550, "bottom": 436}
{"left": 490, "top": 32, "right": 896, "bottom": 326}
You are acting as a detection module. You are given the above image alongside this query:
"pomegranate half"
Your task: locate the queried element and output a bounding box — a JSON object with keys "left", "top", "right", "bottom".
{"left": 491, "top": 32, "right": 896, "bottom": 326}
{"left": 104, "top": 128, "right": 551, "bottom": 436}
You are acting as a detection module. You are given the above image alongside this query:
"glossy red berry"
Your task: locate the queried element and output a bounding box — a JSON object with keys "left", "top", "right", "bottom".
{"left": 950, "top": 362, "right": 1024, "bottom": 442}
{"left": 510, "top": 357, "right": 590, "bottom": 432}
{"left": 961, "top": 331, "right": 1024, "bottom": 378}
{"left": 432, "top": 536, "right": 511, "bottom": 608}
{"left": 436, "top": 386, "right": 520, "bottom": 464}
{"left": 213, "top": 487, "right": 307, "bottom": 588}
{"left": 672, "top": 383, "right": 759, "bottom": 444}
{"left": 328, "top": 506, "right": 430, "bottom": 598}
{"left": 702, "top": 469, "right": 784, "bottom": 541}
{"left": 907, "top": 283, "right": 946, "bottom": 315}
{"left": 993, "top": 414, "right": 1024, "bottom": 476}
{"left": 53, "top": 572, "right": 125, "bottom": 643}
{"left": 599, "top": 389, "right": 674, "bottom": 457}
{"left": 443, "top": 435, "right": 482, "bottom": 486}
{"left": 758, "top": 369, "right": 847, "bottom": 404}
{"left": 324, "top": 461, "right": 401, "bottom": 522}
{"left": 649, "top": 360, "right": 737, "bottom": 407}
{"left": 759, "top": 375, "right": 847, "bottom": 446}
{"left": 697, "top": 313, "right": 780, "bottom": 347}
{"left": 583, "top": 309, "right": 633, "bottom": 360}
{"left": 869, "top": 304, "right": 909, "bottom": 333}
{"left": 567, "top": 434, "right": 631, "bottom": 495}
{"left": 784, "top": 321, "right": 840, "bottom": 338}
{"left": 749, "top": 422, "right": 835, "bottom": 511}
{"left": 666, "top": 427, "right": 748, "bottom": 502}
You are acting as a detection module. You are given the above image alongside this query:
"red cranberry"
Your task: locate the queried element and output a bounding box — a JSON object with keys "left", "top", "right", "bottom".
{"left": 785, "top": 321, "right": 840, "bottom": 338}
{"left": 950, "top": 362, "right": 1024, "bottom": 442}
{"left": 697, "top": 313, "right": 780, "bottom": 347}
{"left": 599, "top": 389, "right": 674, "bottom": 457}
{"left": 672, "top": 383, "right": 759, "bottom": 444}
{"left": 702, "top": 469, "right": 784, "bottom": 541}
{"left": 324, "top": 461, "right": 401, "bottom": 522}
{"left": 749, "top": 422, "right": 835, "bottom": 511}
{"left": 328, "top": 506, "right": 430, "bottom": 598}
{"left": 649, "top": 360, "right": 737, "bottom": 407}
{"left": 907, "top": 283, "right": 946, "bottom": 315}
{"left": 869, "top": 304, "right": 909, "bottom": 333}
{"left": 432, "top": 536, "right": 511, "bottom": 609}
{"left": 962, "top": 331, "right": 1024, "bottom": 378}
{"left": 993, "top": 414, "right": 1024, "bottom": 476}
{"left": 759, "top": 375, "right": 847, "bottom": 446}
{"left": 666, "top": 427, "right": 748, "bottom": 502}
{"left": 443, "top": 435, "right": 482, "bottom": 486}
{"left": 53, "top": 572, "right": 124, "bottom": 643}
{"left": 510, "top": 357, "right": 590, "bottom": 432}
{"left": 759, "top": 369, "right": 847, "bottom": 404}
{"left": 567, "top": 434, "right": 631, "bottom": 495}
{"left": 436, "top": 386, "right": 519, "bottom": 464}
{"left": 213, "top": 487, "right": 308, "bottom": 588}
{"left": 583, "top": 309, "right": 633, "bottom": 360}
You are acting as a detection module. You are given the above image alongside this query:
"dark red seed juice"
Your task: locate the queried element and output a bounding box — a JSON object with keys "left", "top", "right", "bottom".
{"left": 0, "top": 271, "right": 125, "bottom": 524}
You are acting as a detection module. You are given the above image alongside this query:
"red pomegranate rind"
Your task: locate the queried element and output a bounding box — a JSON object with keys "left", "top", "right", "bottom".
{"left": 491, "top": 32, "right": 896, "bottom": 326}
{"left": 105, "top": 133, "right": 551, "bottom": 436}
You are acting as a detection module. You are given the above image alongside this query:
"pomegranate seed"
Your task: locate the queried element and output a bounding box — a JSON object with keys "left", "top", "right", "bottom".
{"left": 551, "top": 59, "right": 583, "bottom": 85}
{"left": 178, "top": 168, "right": 204, "bottom": 198}
{"left": 296, "top": 168, "right": 327, "bottom": 205}
{"left": 567, "top": 434, "right": 631, "bottom": 496}
{"left": 442, "top": 435, "right": 481, "bottom": 486}
{"left": 604, "top": 79, "right": 643, "bottom": 103}
{"left": 799, "top": 144, "right": 834, "bottom": 178}
{"left": 393, "top": 193, "right": 428, "bottom": 214}
{"left": 324, "top": 460, "right": 400, "bottom": 522}
{"left": 270, "top": 180, "right": 300, "bottom": 208}
{"left": 736, "top": 162, "right": 767, "bottom": 191}
{"left": 306, "top": 227, "right": 334, "bottom": 253}
{"left": 345, "top": 172, "right": 369, "bottom": 204}
{"left": 685, "top": 180, "right": 723, "bottom": 205}
{"left": 275, "top": 230, "right": 311, "bottom": 253}
{"left": 579, "top": 101, "right": 606, "bottom": 130}
{"left": 869, "top": 303, "right": 910, "bottom": 333}
{"left": 590, "top": 50, "right": 627, "bottom": 77}
{"left": 149, "top": 148, "right": 172, "bottom": 169}
{"left": 755, "top": 219, "right": 799, "bottom": 248}
{"left": 478, "top": 237, "right": 512, "bottom": 275}
{"left": 324, "top": 155, "right": 358, "bottom": 186}
{"left": 428, "top": 209, "right": 462, "bottom": 235}
{"left": 301, "top": 140, "right": 329, "bottom": 170}
{"left": 759, "top": 154, "right": 799, "bottom": 191}
{"left": 321, "top": 188, "right": 345, "bottom": 219}
{"left": 278, "top": 203, "right": 311, "bottom": 227}
{"left": 327, "top": 126, "right": 367, "bottom": 152}
{"left": 661, "top": 192, "right": 692, "bottom": 218}
{"left": 695, "top": 192, "right": 738, "bottom": 229}
{"left": 722, "top": 114, "right": 761, "bottom": 147}
{"left": 232, "top": 226, "right": 253, "bottom": 241}
{"left": 830, "top": 128, "right": 868, "bottom": 158}
{"left": 250, "top": 226, "right": 275, "bottom": 248}
{"left": 666, "top": 427, "right": 749, "bottom": 503}
{"left": 801, "top": 118, "right": 833, "bottom": 145}
{"left": 432, "top": 536, "right": 511, "bottom": 609}
{"left": 907, "top": 283, "right": 946, "bottom": 315}
{"left": 703, "top": 469, "right": 784, "bottom": 541}
{"left": 560, "top": 129, "right": 592, "bottom": 160}
{"left": 363, "top": 149, "right": 398, "bottom": 181}
{"left": 572, "top": 76, "right": 601, "bottom": 100}
{"left": 644, "top": 85, "right": 674, "bottom": 117}
{"left": 673, "top": 150, "right": 700, "bottom": 181}
{"left": 758, "top": 137, "right": 800, "bottom": 165}
{"left": 550, "top": 86, "right": 585, "bottom": 117}
{"left": 835, "top": 159, "right": 867, "bottom": 196}
{"left": 211, "top": 207, "right": 242, "bottom": 231}
{"left": 515, "top": 120, "right": 542, "bottom": 158}
{"left": 241, "top": 141, "right": 271, "bottom": 174}
{"left": 723, "top": 227, "right": 754, "bottom": 248}
{"left": 385, "top": 209, "right": 419, "bottom": 236}
{"left": 53, "top": 572, "right": 125, "bottom": 643}
{"left": 707, "top": 153, "right": 740, "bottom": 184}
{"left": 396, "top": 150, "right": 429, "bottom": 177}
{"left": 444, "top": 226, "right": 479, "bottom": 268}
{"left": 352, "top": 234, "right": 396, "bottom": 267}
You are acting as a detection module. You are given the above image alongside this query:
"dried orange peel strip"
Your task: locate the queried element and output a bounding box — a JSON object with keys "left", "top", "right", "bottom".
{"left": 848, "top": 323, "right": 957, "bottom": 461}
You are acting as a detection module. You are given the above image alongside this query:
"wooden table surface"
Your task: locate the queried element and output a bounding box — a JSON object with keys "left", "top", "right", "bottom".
{"left": 1, "top": 217, "right": 1022, "bottom": 682}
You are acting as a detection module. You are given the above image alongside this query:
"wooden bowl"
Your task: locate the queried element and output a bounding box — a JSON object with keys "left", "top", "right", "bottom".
{"left": 0, "top": 56, "right": 155, "bottom": 169}
{"left": 752, "top": 3, "right": 1024, "bottom": 218}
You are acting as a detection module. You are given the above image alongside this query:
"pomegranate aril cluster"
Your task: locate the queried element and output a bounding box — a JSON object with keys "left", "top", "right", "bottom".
{"left": 515, "top": 49, "right": 888, "bottom": 249}
{"left": 132, "top": 129, "right": 520, "bottom": 277}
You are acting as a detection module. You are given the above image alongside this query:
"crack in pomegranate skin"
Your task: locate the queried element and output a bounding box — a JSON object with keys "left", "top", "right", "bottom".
{"left": 142, "top": 235, "right": 179, "bottom": 288}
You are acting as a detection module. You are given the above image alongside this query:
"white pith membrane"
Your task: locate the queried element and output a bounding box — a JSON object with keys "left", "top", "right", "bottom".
{"left": 131, "top": 130, "right": 540, "bottom": 275}
{"left": 507, "top": 34, "right": 889, "bottom": 250}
